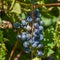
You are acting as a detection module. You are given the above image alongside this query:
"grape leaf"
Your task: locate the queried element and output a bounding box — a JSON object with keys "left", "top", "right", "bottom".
{"left": 19, "top": 13, "right": 26, "bottom": 20}
{"left": 47, "top": 48, "right": 54, "bottom": 56}
{"left": 32, "top": 57, "right": 41, "bottom": 60}
{"left": 47, "top": 42, "right": 55, "bottom": 48}
{"left": 11, "top": 2, "right": 21, "bottom": 14}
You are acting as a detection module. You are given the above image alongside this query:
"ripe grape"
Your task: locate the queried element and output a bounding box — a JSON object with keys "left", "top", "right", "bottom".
{"left": 37, "top": 51, "right": 43, "bottom": 56}
{"left": 21, "top": 34, "right": 27, "bottom": 41}
{"left": 39, "top": 34, "right": 43, "bottom": 41}
{"left": 34, "top": 29, "right": 40, "bottom": 35}
{"left": 26, "top": 34, "right": 31, "bottom": 40}
{"left": 21, "top": 20, "right": 27, "bottom": 26}
{"left": 35, "top": 17, "right": 40, "bottom": 22}
{"left": 39, "top": 26, "right": 43, "bottom": 31}
{"left": 16, "top": 34, "right": 21, "bottom": 40}
{"left": 13, "top": 22, "right": 20, "bottom": 28}
{"left": 32, "top": 42, "right": 37, "bottom": 48}
{"left": 22, "top": 32, "right": 27, "bottom": 35}
{"left": 27, "top": 16, "right": 32, "bottom": 22}
{"left": 24, "top": 47, "right": 30, "bottom": 53}
{"left": 37, "top": 44, "right": 43, "bottom": 48}
{"left": 23, "top": 41, "right": 29, "bottom": 47}
{"left": 33, "top": 23, "right": 39, "bottom": 29}
{"left": 40, "top": 21, "right": 44, "bottom": 25}
{"left": 29, "top": 39, "right": 34, "bottom": 44}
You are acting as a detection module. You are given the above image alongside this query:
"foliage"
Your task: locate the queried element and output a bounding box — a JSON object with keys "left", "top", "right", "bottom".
{"left": 0, "top": 0, "right": 60, "bottom": 60}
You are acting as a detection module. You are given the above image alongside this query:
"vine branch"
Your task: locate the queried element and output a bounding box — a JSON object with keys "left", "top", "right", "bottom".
{"left": 8, "top": 41, "right": 18, "bottom": 60}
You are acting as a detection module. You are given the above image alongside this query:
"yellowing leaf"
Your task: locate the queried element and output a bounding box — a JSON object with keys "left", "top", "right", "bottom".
{"left": 11, "top": 2, "right": 21, "bottom": 14}
{"left": 32, "top": 57, "right": 41, "bottom": 60}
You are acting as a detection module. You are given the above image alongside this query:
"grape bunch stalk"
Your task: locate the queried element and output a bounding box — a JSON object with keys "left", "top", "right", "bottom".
{"left": 13, "top": 8, "right": 44, "bottom": 57}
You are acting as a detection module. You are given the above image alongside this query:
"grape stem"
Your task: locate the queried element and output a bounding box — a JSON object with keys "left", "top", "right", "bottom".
{"left": 8, "top": 41, "right": 18, "bottom": 60}
{"left": 31, "top": 51, "right": 34, "bottom": 60}
{"left": 30, "top": 4, "right": 34, "bottom": 60}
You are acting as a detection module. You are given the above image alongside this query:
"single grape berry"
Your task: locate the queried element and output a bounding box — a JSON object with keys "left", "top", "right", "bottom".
{"left": 34, "top": 29, "right": 40, "bottom": 35}
{"left": 29, "top": 38, "right": 34, "bottom": 44}
{"left": 25, "top": 47, "right": 30, "bottom": 53}
{"left": 40, "top": 21, "right": 44, "bottom": 25}
{"left": 34, "top": 40, "right": 40, "bottom": 44}
{"left": 13, "top": 22, "right": 20, "bottom": 28}
{"left": 22, "top": 32, "right": 27, "bottom": 35}
{"left": 23, "top": 41, "right": 29, "bottom": 47}
{"left": 35, "top": 17, "right": 40, "bottom": 22}
{"left": 34, "top": 9, "right": 39, "bottom": 16}
{"left": 21, "top": 34, "right": 27, "bottom": 41}
{"left": 27, "top": 16, "right": 32, "bottom": 22}
{"left": 16, "top": 34, "right": 21, "bottom": 40}
{"left": 33, "top": 23, "right": 39, "bottom": 29}
{"left": 37, "top": 44, "right": 43, "bottom": 48}
{"left": 21, "top": 20, "right": 27, "bottom": 26}
{"left": 39, "top": 26, "right": 43, "bottom": 31}
{"left": 32, "top": 42, "right": 37, "bottom": 48}
{"left": 37, "top": 51, "right": 43, "bottom": 56}
{"left": 26, "top": 34, "right": 31, "bottom": 40}
{"left": 39, "top": 34, "right": 43, "bottom": 41}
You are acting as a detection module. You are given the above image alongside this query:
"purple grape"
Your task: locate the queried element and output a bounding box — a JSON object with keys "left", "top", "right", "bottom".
{"left": 25, "top": 48, "right": 30, "bottom": 53}
{"left": 39, "top": 34, "right": 43, "bottom": 41}
{"left": 32, "top": 42, "right": 37, "bottom": 48}
{"left": 37, "top": 44, "right": 43, "bottom": 48}
{"left": 16, "top": 34, "right": 21, "bottom": 40}
{"left": 37, "top": 51, "right": 43, "bottom": 56}
{"left": 33, "top": 23, "right": 39, "bottom": 29}
{"left": 23, "top": 41, "right": 29, "bottom": 47}
{"left": 39, "top": 26, "right": 43, "bottom": 31}
{"left": 26, "top": 34, "right": 31, "bottom": 40}
{"left": 33, "top": 32, "right": 38, "bottom": 37}
{"left": 22, "top": 32, "right": 27, "bottom": 35}
{"left": 34, "top": 9, "right": 39, "bottom": 15}
{"left": 29, "top": 39, "right": 34, "bottom": 44}
{"left": 27, "top": 16, "right": 32, "bottom": 22}
{"left": 21, "top": 34, "right": 27, "bottom": 41}
{"left": 21, "top": 20, "right": 27, "bottom": 26}
{"left": 37, "top": 13, "right": 41, "bottom": 18}
{"left": 34, "top": 29, "right": 40, "bottom": 35}
{"left": 35, "top": 17, "right": 40, "bottom": 22}
{"left": 40, "top": 21, "right": 44, "bottom": 25}
{"left": 13, "top": 22, "right": 20, "bottom": 28}
{"left": 34, "top": 40, "right": 40, "bottom": 44}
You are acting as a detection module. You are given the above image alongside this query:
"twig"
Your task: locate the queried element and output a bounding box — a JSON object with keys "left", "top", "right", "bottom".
{"left": 14, "top": 50, "right": 23, "bottom": 60}
{"left": 8, "top": 41, "right": 18, "bottom": 60}
{"left": 35, "top": 3, "right": 60, "bottom": 8}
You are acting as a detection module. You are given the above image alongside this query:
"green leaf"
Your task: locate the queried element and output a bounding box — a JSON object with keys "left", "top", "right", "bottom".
{"left": 47, "top": 48, "right": 54, "bottom": 56}
{"left": 11, "top": 2, "right": 21, "bottom": 14}
{"left": 32, "top": 57, "right": 41, "bottom": 60}
{"left": 47, "top": 42, "right": 55, "bottom": 48}
{"left": 52, "top": 16, "right": 57, "bottom": 24}
{"left": 19, "top": 13, "right": 26, "bottom": 20}
{"left": 41, "top": 16, "right": 51, "bottom": 26}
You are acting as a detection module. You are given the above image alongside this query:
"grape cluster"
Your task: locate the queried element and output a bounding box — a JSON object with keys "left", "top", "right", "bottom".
{"left": 13, "top": 9, "right": 44, "bottom": 56}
